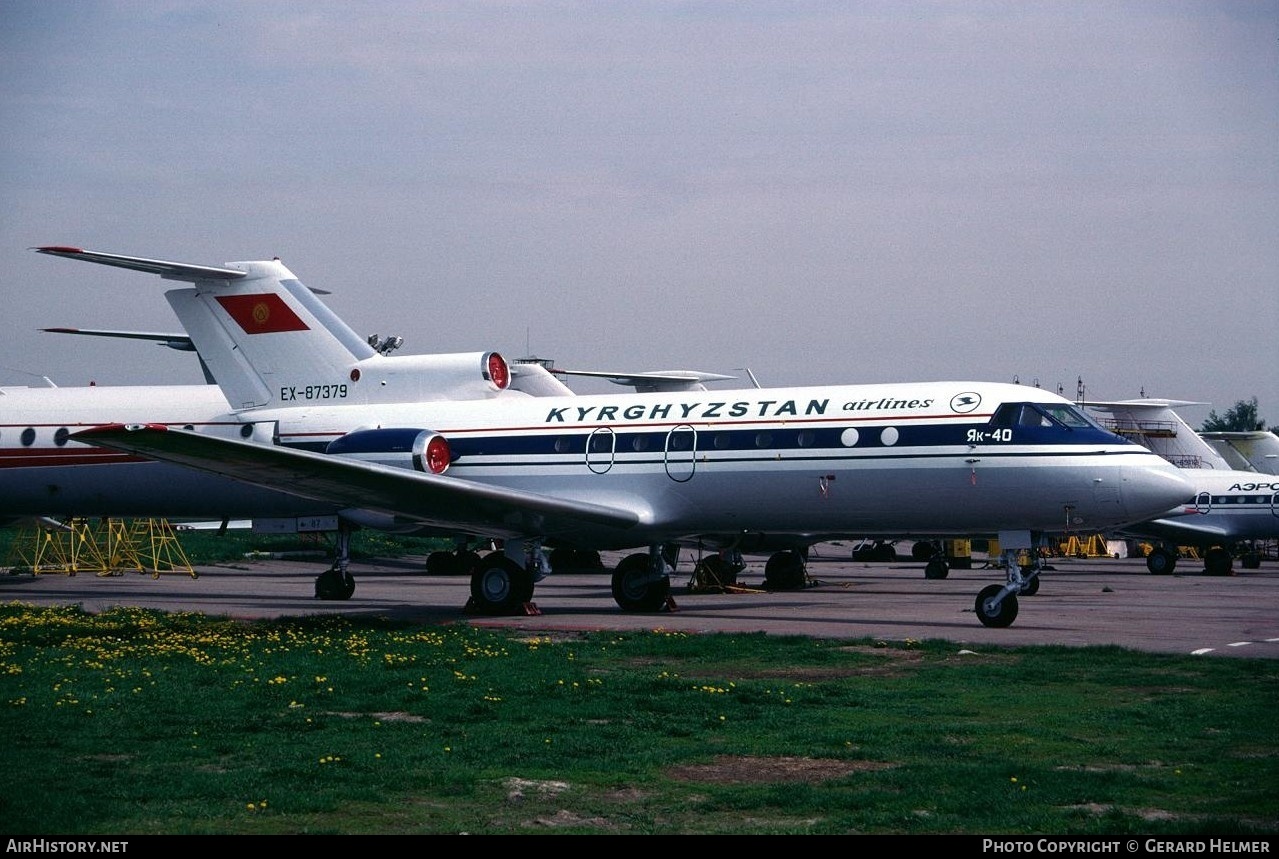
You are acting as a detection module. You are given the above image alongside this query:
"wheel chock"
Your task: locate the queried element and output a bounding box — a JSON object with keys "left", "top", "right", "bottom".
{"left": 463, "top": 598, "right": 541, "bottom": 616}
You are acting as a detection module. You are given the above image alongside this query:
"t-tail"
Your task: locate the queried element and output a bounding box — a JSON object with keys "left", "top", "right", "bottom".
{"left": 34, "top": 247, "right": 522, "bottom": 409}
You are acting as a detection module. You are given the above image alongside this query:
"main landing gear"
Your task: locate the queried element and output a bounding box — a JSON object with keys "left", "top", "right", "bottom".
{"left": 611, "top": 545, "right": 678, "bottom": 612}
{"left": 763, "top": 549, "right": 809, "bottom": 590}
{"left": 1144, "top": 543, "right": 1237, "bottom": 576}
{"left": 315, "top": 525, "right": 356, "bottom": 600}
{"left": 974, "top": 547, "right": 1045, "bottom": 628}
{"left": 465, "top": 541, "right": 550, "bottom": 615}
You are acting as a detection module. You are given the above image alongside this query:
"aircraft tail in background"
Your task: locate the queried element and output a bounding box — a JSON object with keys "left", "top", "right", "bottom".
{"left": 35, "top": 247, "right": 513, "bottom": 410}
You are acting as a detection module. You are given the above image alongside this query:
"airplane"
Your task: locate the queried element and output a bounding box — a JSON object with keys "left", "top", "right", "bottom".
{"left": 1083, "top": 399, "right": 1279, "bottom": 575}
{"left": 9, "top": 246, "right": 1199, "bottom": 629}
{"left": 1199, "top": 430, "right": 1279, "bottom": 476}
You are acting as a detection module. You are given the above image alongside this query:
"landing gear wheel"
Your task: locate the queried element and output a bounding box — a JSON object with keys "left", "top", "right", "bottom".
{"left": 1204, "top": 547, "right": 1233, "bottom": 576}
{"left": 426, "top": 551, "right": 460, "bottom": 575}
{"left": 574, "top": 549, "right": 604, "bottom": 571}
{"left": 924, "top": 557, "right": 949, "bottom": 580}
{"left": 1146, "top": 547, "right": 1176, "bottom": 575}
{"left": 1019, "top": 573, "right": 1040, "bottom": 596}
{"left": 611, "top": 553, "right": 671, "bottom": 611}
{"left": 764, "top": 551, "right": 807, "bottom": 590}
{"left": 456, "top": 550, "right": 482, "bottom": 576}
{"left": 549, "top": 547, "right": 576, "bottom": 573}
{"left": 694, "top": 554, "right": 738, "bottom": 589}
{"left": 911, "top": 541, "right": 936, "bottom": 561}
{"left": 975, "top": 584, "right": 1018, "bottom": 628}
{"left": 469, "top": 554, "right": 534, "bottom": 614}
{"left": 1242, "top": 552, "right": 1262, "bottom": 570}
{"left": 315, "top": 567, "right": 355, "bottom": 600}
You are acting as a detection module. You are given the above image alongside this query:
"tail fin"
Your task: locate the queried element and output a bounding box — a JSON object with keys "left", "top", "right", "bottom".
{"left": 166, "top": 258, "right": 376, "bottom": 409}
{"left": 35, "top": 247, "right": 513, "bottom": 411}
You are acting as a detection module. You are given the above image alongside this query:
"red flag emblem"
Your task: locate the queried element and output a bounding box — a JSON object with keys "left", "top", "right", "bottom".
{"left": 216, "top": 294, "right": 309, "bottom": 334}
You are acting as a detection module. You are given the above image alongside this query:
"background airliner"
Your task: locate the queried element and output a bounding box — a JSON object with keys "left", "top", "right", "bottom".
{"left": 5, "top": 246, "right": 1197, "bottom": 628}
{"left": 1083, "top": 399, "right": 1279, "bottom": 575}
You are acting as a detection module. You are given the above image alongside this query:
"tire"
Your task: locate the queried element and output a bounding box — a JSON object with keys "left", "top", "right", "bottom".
{"left": 923, "top": 558, "right": 949, "bottom": 580}
{"left": 764, "top": 550, "right": 807, "bottom": 590}
{"left": 574, "top": 549, "right": 604, "bottom": 571}
{"left": 1019, "top": 573, "right": 1040, "bottom": 596}
{"left": 469, "top": 554, "right": 533, "bottom": 614}
{"left": 425, "top": 551, "right": 459, "bottom": 576}
{"left": 549, "top": 547, "right": 576, "bottom": 573}
{"left": 911, "top": 541, "right": 936, "bottom": 561}
{"left": 1203, "top": 546, "right": 1233, "bottom": 576}
{"left": 1145, "top": 547, "right": 1176, "bottom": 575}
{"left": 975, "top": 584, "right": 1018, "bottom": 628}
{"left": 695, "top": 555, "right": 737, "bottom": 588}
{"left": 315, "top": 568, "right": 355, "bottom": 600}
{"left": 456, "top": 551, "right": 482, "bottom": 576}
{"left": 611, "top": 553, "right": 671, "bottom": 611}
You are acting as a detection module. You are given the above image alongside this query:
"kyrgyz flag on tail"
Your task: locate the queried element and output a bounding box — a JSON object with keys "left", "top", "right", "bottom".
{"left": 216, "top": 294, "right": 309, "bottom": 334}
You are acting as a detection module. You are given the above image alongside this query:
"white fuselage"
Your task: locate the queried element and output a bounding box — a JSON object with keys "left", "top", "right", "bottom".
{"left": 2, "top": 379, "right": 1197, "bottom": 550}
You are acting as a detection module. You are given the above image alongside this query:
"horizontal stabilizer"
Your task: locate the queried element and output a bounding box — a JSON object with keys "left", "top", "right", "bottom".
{"left": 42, "top": 328, "right": 196, "bottom": 351}
{"left": 34, "top": 247, "right": 249, "bottom": 282}
{"left": 556, "top": 368, "right": 736, "bottom": 393}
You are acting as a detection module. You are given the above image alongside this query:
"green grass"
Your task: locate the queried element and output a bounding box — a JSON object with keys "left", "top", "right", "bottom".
{"left": 1, "top": 602, "right": 1276, "bottom": 834}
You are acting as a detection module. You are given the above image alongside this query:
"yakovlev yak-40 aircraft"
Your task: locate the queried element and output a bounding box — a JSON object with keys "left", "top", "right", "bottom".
{"left": 11, "top": 246, "right": 1197, "bottom": 627}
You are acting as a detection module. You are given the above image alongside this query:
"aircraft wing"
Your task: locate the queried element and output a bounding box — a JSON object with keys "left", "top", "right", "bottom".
{"left": 1115, "top": 516, "right": 1234, "bottom": 543}
{"left": 72, "top": 424, "right": 643, "bottom": 541}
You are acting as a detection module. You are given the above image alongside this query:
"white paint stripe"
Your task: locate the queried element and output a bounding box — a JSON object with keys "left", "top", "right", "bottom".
{"left": 1227, "top": 642, "right": 1251, "bottom": 648}
{"left": 1191, "top": 648, "right": 1215, "bottom": 655}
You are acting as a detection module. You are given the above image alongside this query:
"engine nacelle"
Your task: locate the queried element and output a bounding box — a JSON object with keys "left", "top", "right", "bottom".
{"left": 325, "top": 427, "right": 452, "bottom": 474}
{"left": 349, "top": 351, "right": 511, "bottom": 403}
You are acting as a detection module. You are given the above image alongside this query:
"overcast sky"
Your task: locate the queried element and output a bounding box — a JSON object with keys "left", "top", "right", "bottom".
{"left": 2, "top": 1, "right": 1276, "bottom": 428}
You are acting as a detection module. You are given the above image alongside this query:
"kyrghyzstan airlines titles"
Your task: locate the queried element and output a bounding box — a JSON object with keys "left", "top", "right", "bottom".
{"left": 544, "top": 397, "right": 938, "bottom": 424}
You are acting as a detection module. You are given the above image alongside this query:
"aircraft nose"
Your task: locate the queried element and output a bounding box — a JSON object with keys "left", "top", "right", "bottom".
{"left": 1122, "top": 460, "right": 1197, "bottom": 521}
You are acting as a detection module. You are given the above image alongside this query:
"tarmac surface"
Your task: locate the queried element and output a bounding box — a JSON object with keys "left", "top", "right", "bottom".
{"left": 3, "top": 544, "right": 1278, "bottom": 659}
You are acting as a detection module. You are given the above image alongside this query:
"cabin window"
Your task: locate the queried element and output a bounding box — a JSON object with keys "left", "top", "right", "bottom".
{"left": 20, "top": 428, "right": 35, "bottom": 446}
{"left": 240, "top": 424, "right": 254, "bottom": 439}
{"left": 54, "top": 428, "right": 70, "bottom": 447}
{"left": 668, "top": 431, "right": 693, "bottom": 451}
{"left": 797, "top": 430, "right": 816, "bottom": 448}
{"left": 754, "top": 432, "right": 773, "bottom": 448}
{"left": 713, "top": 434, "right": 731, "bottom": 450}
{"left": 630, "top": 435, "right": 649, "bottom": 452}
{"left": 554, "top": 437, "right": 573, "bottom": 453}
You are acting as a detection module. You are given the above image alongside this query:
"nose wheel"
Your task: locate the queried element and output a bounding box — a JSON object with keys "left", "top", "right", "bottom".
{"left": 975, "top": 584, "right": 1019, "bottom": 628}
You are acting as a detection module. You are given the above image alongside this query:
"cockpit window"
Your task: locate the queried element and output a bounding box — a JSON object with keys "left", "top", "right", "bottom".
{"left": 1038, "top": 404, "right": 1102, "bottom": 430}
{"left": 990, "top": 402, "right": 1104, "bottom": 431}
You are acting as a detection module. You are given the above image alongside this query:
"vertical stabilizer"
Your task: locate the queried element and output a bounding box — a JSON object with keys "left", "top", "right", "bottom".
{"left": 1082, "top": 399, "right": 1232, "bottom": 470}
{"left": 166, "top": 260, "right": 377, "bottom": 410}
